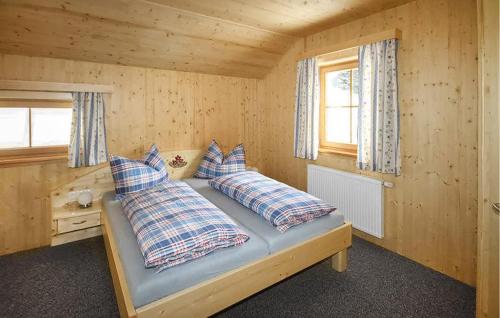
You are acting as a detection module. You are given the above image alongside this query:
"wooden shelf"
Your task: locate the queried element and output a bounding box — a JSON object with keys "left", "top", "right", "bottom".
{"left": 53, "top": 200, "right": 102, "bottom": 220}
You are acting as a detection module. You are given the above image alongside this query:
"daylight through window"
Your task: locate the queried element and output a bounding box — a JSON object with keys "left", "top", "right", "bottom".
{"left": 320, "top": 62, "right": 359, "bottom": 156}
{"left": 0, "top": 92, "right": 73, "bottom": 165}
{"left": 0, "top": 107, "right": 72, "bottom": 149}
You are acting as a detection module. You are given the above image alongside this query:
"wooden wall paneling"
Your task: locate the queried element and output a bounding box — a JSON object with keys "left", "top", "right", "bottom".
{"left": 144, "top": 67, "right": 260, "bottom": 159}
{"left": 258, "top": 39, "right": 306, "bottom": 187}
{"left": 412, "top": 0, "right": 451, "bottom": 279}
{"left": 101, "top": 69, "right": 147, "bottom": 158}
{"left": 202, "top": 77, "right": 245, "bottom": 149}
{"left": 476, "top": 0, "right": 499, "bottom": 316}
{"left": 447, "top": 0, "right": 479, "bottom": 283}
{"left": 242, "top": 76, "right": 262, "bottom": 168}
{"left": 145, "top": 69, "right": 201, "bottom": 151}
{"left": 1, "top": 163, "right": 73, "bottom": 253}
{"left": 0, "top": 53, "right": 259, "bottom": 255}
{"left": 233, "top": 77, "right": 259, "bottom": 166}
{"left": 257, "top": 0, "right": 478, "bottom": 285}
{"left": 201, "top": 76, "right": 231, "bottom": 147}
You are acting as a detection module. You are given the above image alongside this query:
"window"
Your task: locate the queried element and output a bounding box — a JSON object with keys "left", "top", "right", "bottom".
{"left": 0, "top": 91, "right": 73, "bottom": 165}
{"left": 320, "top": 62, "right": 359, "bottom": 156}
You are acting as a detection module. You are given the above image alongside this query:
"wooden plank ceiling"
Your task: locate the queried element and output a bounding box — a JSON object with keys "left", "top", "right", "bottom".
{"left": 0, "top": 0, "right": 413, "bottom": 78}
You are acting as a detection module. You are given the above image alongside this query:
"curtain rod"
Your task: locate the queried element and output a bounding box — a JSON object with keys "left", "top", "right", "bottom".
{"left": 0, "top": 80, "right": 114, "bottom": 93}
{"left": 297, "top": 28, "right": 402, "bottom": 61}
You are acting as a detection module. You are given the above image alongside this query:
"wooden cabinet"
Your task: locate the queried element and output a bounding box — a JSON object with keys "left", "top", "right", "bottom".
{"left": 49, "top": 164, "right": 116, "bottom": 247}
{"left": 51, "top": 201, "right": 103, "bottom": 246}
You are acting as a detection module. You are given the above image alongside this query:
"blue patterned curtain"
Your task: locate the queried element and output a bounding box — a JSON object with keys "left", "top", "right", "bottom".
{"left": 357, "top": 39, "right": 400, "bottom": 175}
{"left": 294, "top": 57, "right": 320, "bottom": 160}
{"left": 69, "top": 92, "right": 108, "bottom": 168}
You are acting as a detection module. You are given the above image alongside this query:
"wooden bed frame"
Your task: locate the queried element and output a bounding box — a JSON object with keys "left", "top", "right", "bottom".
{"left": 98, "top": 148, "right": 352, "bottom": 317}
{"left": 102, "top": 208, "right": 352, "bottom": 318}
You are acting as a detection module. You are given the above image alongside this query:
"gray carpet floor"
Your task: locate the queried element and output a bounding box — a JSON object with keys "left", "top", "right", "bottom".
{"left": 0, "top": 236, "right": 475, "bottom": 318}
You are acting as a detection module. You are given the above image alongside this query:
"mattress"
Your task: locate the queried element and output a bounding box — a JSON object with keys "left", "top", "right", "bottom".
{"left": 102, "top": 192, "right": 269, "bottom": 309}
{"left": 184, "top": 178, "right": 345, "bottom": 253}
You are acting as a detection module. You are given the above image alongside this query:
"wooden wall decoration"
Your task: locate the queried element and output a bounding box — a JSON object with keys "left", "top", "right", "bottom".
{"left": 0, "top": 53, "right": 260, "bottom": 256}
{"left": 257, "top": 0, "right": 479, "bottom": 286}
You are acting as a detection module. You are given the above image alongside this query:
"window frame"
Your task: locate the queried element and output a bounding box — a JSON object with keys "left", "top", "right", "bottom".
{"left": 319, "top": 61, "right": 359, "bottom": 157}
{"left": 0, "top": 93, "right": 73, "bottom": 166}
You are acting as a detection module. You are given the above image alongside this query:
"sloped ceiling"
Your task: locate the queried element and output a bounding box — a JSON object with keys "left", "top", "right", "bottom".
{"left": 0, "top": 0, "right": 413, "bottom": 78}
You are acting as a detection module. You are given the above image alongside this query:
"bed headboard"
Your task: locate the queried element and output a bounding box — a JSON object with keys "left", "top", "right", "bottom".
{"left": 51, "top": 149, "right": 205, "bottom": 209}
{"left": 161, "top": 149, "right": 205, "bottom": 180}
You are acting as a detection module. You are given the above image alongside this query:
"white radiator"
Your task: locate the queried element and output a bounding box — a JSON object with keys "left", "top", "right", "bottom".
{"left": 307, "top": 164, "right": 384, "bottom": 238}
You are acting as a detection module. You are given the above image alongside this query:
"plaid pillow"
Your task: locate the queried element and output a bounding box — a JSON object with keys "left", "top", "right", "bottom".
{"left": 202, "top": 140, "right": 224, "bottom": 164}
{"left": 109, "top": 144, "right": 168, "bottom": 195}
{"left": 194, "top": 140, "right": 246, "bottom": 179}
{"left": 209, "top": 171, "right": 336, "bottom": 232}
{"left": 120, "top": 181, "right": 249, "bottom": 271}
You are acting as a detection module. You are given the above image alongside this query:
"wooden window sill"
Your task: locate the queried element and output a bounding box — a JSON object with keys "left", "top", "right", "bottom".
{"left": 319, "top": 147, "right": 357, "bottom": 158}
{"left": 0, "top": 146, "right": 68, "bottom": 167}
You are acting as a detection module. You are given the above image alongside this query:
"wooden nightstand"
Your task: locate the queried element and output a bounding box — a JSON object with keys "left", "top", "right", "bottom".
{"left": 51, "top": 200, "right": 103, "bottom": 246}
{"left": 49, "top": 164, "right": 115, "bottom": 246}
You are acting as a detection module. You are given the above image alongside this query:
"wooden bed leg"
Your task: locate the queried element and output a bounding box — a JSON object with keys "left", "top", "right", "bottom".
{"left": 331, "top": 249, "right": 348, "bottom": 272}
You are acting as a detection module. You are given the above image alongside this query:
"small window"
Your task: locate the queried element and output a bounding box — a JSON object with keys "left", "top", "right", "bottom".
{"left": 320, "top": 62, "right": 358, "bottom": 156}
{"left": 0, "top": 108, "right": 30, "bottom": 148}
{"left": 30, "top": 108, "right": 72, "bottom": 147}
{"left": 0, "top": 91, "right": 73, "bottom": 166}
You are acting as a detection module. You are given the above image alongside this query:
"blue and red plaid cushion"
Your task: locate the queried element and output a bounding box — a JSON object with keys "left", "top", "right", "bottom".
{"left": 120, "top": 181, "right": 249, "bottom": 271}
{"left": 209, "top": 171, "right": 337, "bottom": 232}
{"left": 194, "top": 140, "right": 246, "bottom": 179}
{"left": 109, "top": 144, "right": 168, "bottom": 195}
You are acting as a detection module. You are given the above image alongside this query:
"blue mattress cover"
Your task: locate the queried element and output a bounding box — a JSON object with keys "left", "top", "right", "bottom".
{"left": 102, "top": 192, "right": 269, "bottom": 309}
{"left": 184, "top": 178, "right": 345, "bottom": 253}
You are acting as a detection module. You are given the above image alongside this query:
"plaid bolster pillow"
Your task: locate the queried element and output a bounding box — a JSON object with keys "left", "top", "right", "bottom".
{"left": 209, "top": 171, "right": 337, "bottom": 232}
{"left": 109, "top": 144, "right": 168, "bottom": 195}
{"left": 195, "top": 140, "right": 246, "bottom": 179}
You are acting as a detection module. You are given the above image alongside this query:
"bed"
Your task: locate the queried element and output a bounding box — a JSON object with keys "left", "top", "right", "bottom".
{"left": 184, "top": 178, "right": 346, "bottom": 253}
{"left": 101, "top": 150, "right": 352, "bottom": 318}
